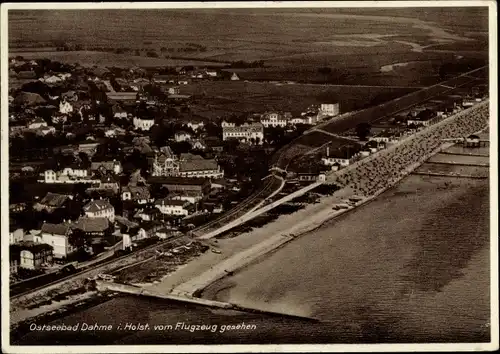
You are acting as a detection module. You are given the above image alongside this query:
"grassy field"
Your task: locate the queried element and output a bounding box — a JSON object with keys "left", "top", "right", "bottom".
{"left": 8, "top": 8, "right": 488, "bottom": 71}
{"left": 8, "top": 50, "right": 228, "bottom": 68}
{"left": 183, "top": 81, "right": 416, "bottom": 118}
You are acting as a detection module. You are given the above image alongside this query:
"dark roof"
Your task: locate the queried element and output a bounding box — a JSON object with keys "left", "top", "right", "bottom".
{"left": 38, "top": 192, "right": 70, "bottom": 208}
{"left": 155, "top": 198, "right": 189, "bottom": 207}
{"left": 74, "top": 217, "right": 109, "bottom": 233}
{"left": 84, "top": 199, "right": 113, "bottom": 213}
{"left": 41, "top": 222, "right": 72, "bottom": 235}
{"left": 18, "top": 241, "right": 54, "bottom": 253}
{"left": 122, "top": 186, "right": 151, "bottom": 200}
{"left": 148, "top": 176, "right": 209, "bottom": 186}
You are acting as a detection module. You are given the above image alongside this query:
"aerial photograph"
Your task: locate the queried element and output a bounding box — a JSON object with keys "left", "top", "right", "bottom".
{"left": 3, "top": 2, "right": 495, "bottom": 351}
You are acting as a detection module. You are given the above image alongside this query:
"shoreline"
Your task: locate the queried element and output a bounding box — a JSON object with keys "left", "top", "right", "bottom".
{"left": 149, "top": 101, "right": 489, "bottom": 299}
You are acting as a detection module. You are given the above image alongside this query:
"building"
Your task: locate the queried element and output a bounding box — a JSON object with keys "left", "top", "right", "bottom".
{"left": 465, "top": 134, "right": 481, "bottom": 148}
{"left": 322, "top": 145, "right": 360, "bottom": 167}
{"left": 170, "top": 190, "right": 203, "bottom": 204}
{"left": 154, "top": 198, "right": 191, "bottom": 216}
{"left": 221, "top": 121, "right": 236, "bottom": 128}
{"left": 38, "top": 222, "right": 74, "bottom": 259}
{"left": 319, "top": 103, "right": 340, "bottom": 117}
{"left": 10, "top": 226, "right": 24, "bottom": 245}
{"left": 260, "top": 112, "right": 291, "bottom": 128}
{"left": 83, "top": 199, "right": 115, "bottom": 222}
{"left": 73, "top": 217, "right": 111, "bottom": 248}
{"left": 174, "top": 131, "right": 192, "bottom": 142}
{"left": 186, "top": 120, "right": 205, "bottom": 132}
{"left": 151, "top": 147, "right": 179, "bottom": 176}
{"left": 59, "top": 100, "right": 73, "bottom": 114}
{"left": 19, "top": 242, "right": 54, "bottom": 270}
{"left": 106, "top": 92, "right": 138, "bottom": 101}
{"left": 407, "top": 109, "right": 440, "bottom": 127}
{"left": 122, "top": 186, "right": 153, "bottom": 204}
{"left": 27, "top": 117, "right": 48, "bottom": 130}
{"left": 91, "top": 160, "right": 123, "bottom": 175}
{"left": 10, "top": 246, "right": 20, "bottom": 275}
{"left": 34, "top": 192, "right": 72, "bottom": 213}
{"left": 133, "top": 116, "right": 155, "bottom": 131}
{"left": 222, "top": 123, "right": 264, "bottom": 144}
{"left": 43, "top": 168, "right": 96, "bottom": 184}
{"left": 231, "top": 72, "right": 240, "bottom": 81}
{"left": 178, "top": 153, "right": 224, "bottom": 178}
{"left": 148, "top": 176, "right": 211, "bottom": 195}
{"left": 98, "top": 173, "right": 120, "bottom": 192}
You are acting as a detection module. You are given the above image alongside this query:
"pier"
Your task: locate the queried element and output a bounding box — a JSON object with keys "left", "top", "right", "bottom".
{"left": 95, "top": 280, "right": 319, "bottom": 322}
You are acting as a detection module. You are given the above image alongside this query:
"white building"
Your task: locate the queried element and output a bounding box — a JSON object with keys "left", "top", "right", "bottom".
{"left": 187, "top": 121, "right": 205, "bottom": 132}
{"left": 319, "top": 103, "right": 340, "bottom": 117}
{"left": 10, "top": 228, "right": 24, "bottom": 244}
{"left": 174, "top": 131, "right": 192, "bottom": 142}
{"left": 321, "top": 146, "right": 358, "bottom": 167}
{"left": 83, "top": 199, "right": 115, "bottom": 222}
{"left": 28, "top": 118, "right": 48, "bottom": 130}
{"left": 44, "top": 169, "right": 97, "bottom": 184}
{"left": 38, "top": 223, "right": 75, "bottom": 259}
{"left": 260, "top": 112, "right": 291, "bottom": 128}
{"left": 221, "top": 121, "right": 236, "bottom": 128}
{"left": 222, "top": 123, "right": 264, "bottom": 144}
{"left": 154, "top": 199, "right": 191, "bottom": 216}
{"left": 59, "top": 100, "right": 73, "bottom": 114}
{"left": 133, "top": 116, "right": 155, "bottom": 131}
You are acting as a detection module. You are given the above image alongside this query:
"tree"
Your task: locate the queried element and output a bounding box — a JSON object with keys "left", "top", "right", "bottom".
{"left": 68, "top": 228, "right": 88, "bottom": 250}
{"left": 355, "top": 123, "right": 371, "bottom": 141}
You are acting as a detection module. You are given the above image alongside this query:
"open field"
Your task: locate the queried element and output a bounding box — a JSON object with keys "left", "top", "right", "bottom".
{"left": 9, "top": 8, "right": 488, "bottom": 73}
{"left": 185, "top": 81, "right": 416, "bottom": 117}
{"left": 8, "top": 50, "right": 228, "bottom": 68}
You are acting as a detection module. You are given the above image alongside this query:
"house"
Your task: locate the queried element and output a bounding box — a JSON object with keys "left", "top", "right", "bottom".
{"left": 91, "top": 160, "right": 123, "bottom": 175}
{"left": 230, "top": 72, "right": 240, "bottom": 81}
{"left": 27, "top": 117, "right": 48, "bottom": 129}
{"left": 170, "top": 190, "right": 203, "bottom": 204}
{"left": 133, "top": 116, "right": 155, "bottom": 131}
{"left": 73, "top": 217, "right": 111, "bottom": 247}
{"left": 319, "top": 103, "right": 340, "bottom": 117}
{"left": 133, "top": 207, "right": 161, "bottom": 222}
{"left": 59, "top": 100, "right": 73, "bottom": 114}
{"left": 39, "top": 222, "right": 74, "bottom": 259}
{"left": 151, "top": 146, "right": 179, "bottom": 177}
{"left": 10, "top": 246, "right": 20, "bottom": 275}
{"left": 42, "top": 75, "right": 63, "bottom": 84}
{"left": 60, "top": 164, "right": 89, "bottom": 178}
{"left": 154, "top": 198, "right": 191, "bottom": 216}
{"left": 322, "top": 145, "right": 360, "bottom": 167}
{"left": 36, "top": 126, "right": 57, "bottom": 136}
{"left": 78, "top": 138, "right": 101, "bottom": 156}
{"left": 465, "top": 134, "right": 481, "bottom": 148}
{"left": 19, "top": 242, "right": 54, "bottom": 270}
{"left": 178, "top": 153, "right": 224, "bottom": 178}
{"left": 10, "top": 225, "right": 24, "bottom": 245}
{"left": 34, "top": 192, "right": 72, "bottom": 213}
{"left": 260, "top": 112, "right": 291, "bottom": 128}
{"left": 174, "top": 131, "right": 192, "bottom": 142}
{"left": 167, "top": 86, "right": 180, "bottom": 95}
{"left": 122, "top": 186, "right": 153, "bottom": 204}
{"left": 148, "top": 176, "right": 211, "bottom": 195}
{"left": 190, "top": 139, "right": 207, "bottom": 150}
{"left": 222, "top": 123, "right": 264, "bottom": 144}
{"left": 83, "top": 199, "right": 115, "bottom": 222}
{"left": 106, "top": 92, "right": 139, "bottom": 102}
{"left": 44, "top": 167, "right": 95, "bottom": 184}
{"left": 407, "top": 109, "right": 440, "bottom": 127}
{"left": 61, "top": 90, "right": 79, "bottom": 102}
{"left": 186, "top": 120, "right": 205, "bottom": 132}
{"left": 221, "top": 121, "right": 236, "bottom": 128}
{"left": 98, "top": 173, "right": 120, "bottom": 192}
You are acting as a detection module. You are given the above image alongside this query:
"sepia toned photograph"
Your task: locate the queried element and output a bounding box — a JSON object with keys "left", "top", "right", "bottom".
{"left": 1, "top": 2, "right": 497, "bottom": 352}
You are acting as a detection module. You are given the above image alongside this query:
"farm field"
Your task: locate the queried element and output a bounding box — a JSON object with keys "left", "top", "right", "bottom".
{"left": 184, "top": 81, "right": 417, "bottom": 118}
{"left": 8, "top": 8, "right": 488, "bottom": 74}
{"left": 8, "top": 50, "right": 228, "bottom": 68}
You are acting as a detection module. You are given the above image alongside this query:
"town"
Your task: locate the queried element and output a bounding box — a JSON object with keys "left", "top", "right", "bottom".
{"left": 8, "top": 56, "right": 488, "bottom": 285}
